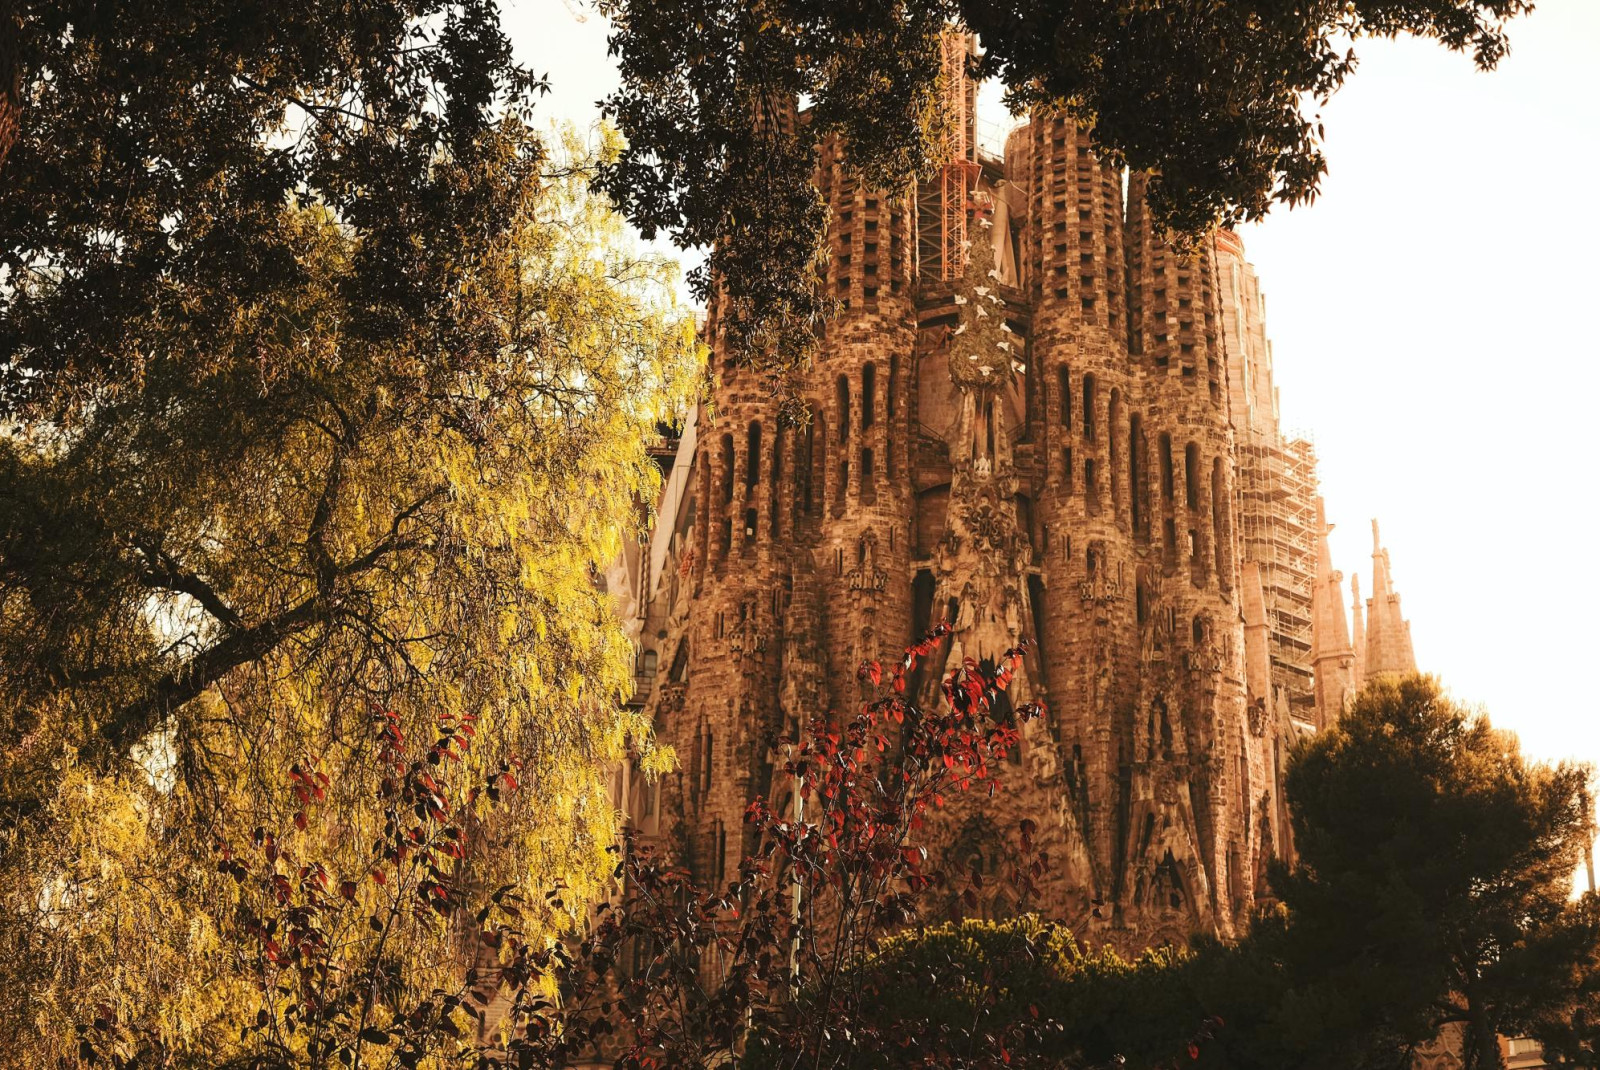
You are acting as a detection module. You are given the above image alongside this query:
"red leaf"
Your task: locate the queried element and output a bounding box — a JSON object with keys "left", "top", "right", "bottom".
{"left": 293, "top": 811, "right": 307, "bottom": 831}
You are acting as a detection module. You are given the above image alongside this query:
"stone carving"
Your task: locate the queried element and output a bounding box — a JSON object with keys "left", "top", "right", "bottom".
{"left": 845, "top": 531, "right": 888, "bottom": 595}
{"left": 623, "top": 111, "right": 1381, "bottom": 957}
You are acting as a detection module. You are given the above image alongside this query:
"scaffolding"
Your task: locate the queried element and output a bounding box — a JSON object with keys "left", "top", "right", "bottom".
{"left": 1237, "top": 433, "right": 1319, "bottom": 709}
{"left": 917, "top": 31, "right": 980, "bottom": 281}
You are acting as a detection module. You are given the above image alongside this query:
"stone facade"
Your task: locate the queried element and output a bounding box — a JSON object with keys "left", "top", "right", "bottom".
{"left": 614, "top": 104, "right": 1419, "bottom": 951}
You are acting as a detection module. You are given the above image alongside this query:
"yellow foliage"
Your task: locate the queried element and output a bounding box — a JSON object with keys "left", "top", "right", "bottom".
{"left": 0, "top": 125, "right": 703, "bottom": 1065}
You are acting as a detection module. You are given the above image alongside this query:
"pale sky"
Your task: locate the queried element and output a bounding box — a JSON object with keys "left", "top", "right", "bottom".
{"left": 505, "top": 0, "right": 1600, "bottom": 772}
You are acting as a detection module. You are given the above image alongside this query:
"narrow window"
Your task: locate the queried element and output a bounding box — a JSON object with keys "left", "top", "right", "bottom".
{"left": 1109, "top": 389, "right": 1123, "bottom": 514}
{"left": 720, "top": 434, "right": 735, "bottom": 504}
{"left": 702, "top": 727, "right": 714, "bottom": 794}
{"left": 1082, "top": 374, "right": 1098, "bottom": 441}
{"left": 1085, "top": 459, "right": 1100, "bottom": 515}
{"left": 1212, "top": 457, "right": 1233, "bottom": 591}
{"left": 1057, "top": 367, "right": 1072, "bottom": 428}
{"left": 1129, "top": 414, "right": 1145, "bottom": 538}
{"left": 836, "top": 375, "right": 851, "bottom": 438}
{"left": 804, "top": 411, "right": 822, "bottom": 515}
{"left": 861, "top": 362, "right": 876, "bottom": 429}
{"left": 1159, "top": 433, "right": 1174, "bottom": 503}
{"left": 1185, "top": 442, "right": 1200, "bottom": 510}
{"left": 746, "top": 422, "right": 762, "bottom": 489}
{"left": 769, "top": 428, "right": 783, "bottom": 530}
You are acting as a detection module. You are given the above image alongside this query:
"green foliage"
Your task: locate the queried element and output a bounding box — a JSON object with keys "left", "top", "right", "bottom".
{"left": 857, "top": 916, "right": 1085, "bottom": 1049}
{"left": 827, "top": 677, "right": 1600, "bottom": 1070}
{"left": 845, "top": 915, "right": 1232, "bottom": 1068}
{"left": 597, "top": 0, "right": 1532, "bottom": 383}
{"left": 1272, "top": 675, "right": 1594, "bottom": 1068}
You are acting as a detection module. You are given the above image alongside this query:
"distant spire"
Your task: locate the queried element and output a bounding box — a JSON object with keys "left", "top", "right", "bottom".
{"left": 1364, "top": 519, "right": 1417, "bottom": 680}
{"left": 1350, "top": 573, "right": 1367, "bottom": 687}
{"left": 1310, "top": 498, "right": 1356, "bottom": 726}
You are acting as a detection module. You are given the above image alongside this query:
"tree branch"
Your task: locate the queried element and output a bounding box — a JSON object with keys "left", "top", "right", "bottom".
{"left": 90, "top": 595, "right": 329, "bottom": 767}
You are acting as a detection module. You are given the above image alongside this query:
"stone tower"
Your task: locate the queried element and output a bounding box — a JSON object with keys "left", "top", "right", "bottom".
{"left": 617, "top": 80, "right": 1392, "bottom": 951}
{"left": 1309, "top": 499, "right": 1358, "bottom": 726}
{"left": 1362, "top": 520, "right": 1419, "bottom": 682}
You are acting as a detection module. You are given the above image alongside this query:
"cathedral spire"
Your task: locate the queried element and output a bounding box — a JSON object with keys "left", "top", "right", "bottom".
{"left": 1350, "top": 572, "right": 1367, "bottom": 687}
{"left": 1363, "top": 519, "right": 1417, "bottom": 680}
{"left": 1310, "top": 498, "right": 1356, "bottom": 726}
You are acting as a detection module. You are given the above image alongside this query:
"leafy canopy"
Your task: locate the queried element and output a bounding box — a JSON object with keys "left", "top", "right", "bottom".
{"left": 597, "top": 0, "right": 1532, "bottom": 389}
{"left": 0, "top": 1, "right": 703, "bottom": 1061}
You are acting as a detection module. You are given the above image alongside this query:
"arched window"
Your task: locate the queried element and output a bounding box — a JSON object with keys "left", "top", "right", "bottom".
{"left": 1082, "top": 374, "right": 1097, "bottom": 441}
{"left": 804, "top": 410, "right": 821, "bottom": 515}
{"left": 1057, "top": 366, "right": 1072, "bottom": 428}
{"left": 720, "top": 433, "right": 736, "bottom": 504}
{"left": 1129, "top": 414, "right": 1146, "bottom": 538}
{"left": 701, "top": 724, "right": 714, "bottom": 794}
{"left": 746, "top": 421, "right": 762, "bottom": 489}
{"left": 769, "top": 427, "right": 783, "bottom": 530}
{"left": 1159, "top": 433, "right": 1174, "bottom": 503}
{"left": 836, "top": 375, "right": 851, "bottom": 439}
{"left": 1185, "top": 442, "right": 1201, "bottom": 510}
{"left": 1109, "top": 389, "right": 1123, "bottom": 514}
{"left": 1212, "top": 457, "right": 1233, "bottom": 591}
{"left": 861, "top": 362, "right": 876, "bottom": 429}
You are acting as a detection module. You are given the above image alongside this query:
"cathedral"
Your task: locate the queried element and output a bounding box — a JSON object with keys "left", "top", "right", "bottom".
{"left": 606, "top": 36, "right": 1419, "bottom": 949}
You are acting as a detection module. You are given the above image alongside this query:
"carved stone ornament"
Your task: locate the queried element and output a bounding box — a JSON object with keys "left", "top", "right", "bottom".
{"left": 727, "top": 610, "right": 767, "bottom": 664}
{"left": 1079, "top": 574, "right": 1125, "bottom": 606}
{"left": 1247, "top": 698, "right": 1268, "bottom": 738}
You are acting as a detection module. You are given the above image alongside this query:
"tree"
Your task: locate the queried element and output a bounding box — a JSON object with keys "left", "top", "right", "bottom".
{"left": 516, "top": 633, "right": 1080, "bottom": 1069}
{"left": 1, "top": 0, "right": 552, "bottom": 412}
{"left": 0, "top": 115, "right": 700, "bottom": 1062}
{"left": 597, "top": 0, "right": 1532, "bottom": 389}
{"left": 1273, "top": 675, "right": 1596, "bottom": 1070}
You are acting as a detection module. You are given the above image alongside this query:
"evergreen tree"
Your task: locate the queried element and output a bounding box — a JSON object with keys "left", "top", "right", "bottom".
{"left": 1275, "top": 675, "right": 1596, "bottom": 1070}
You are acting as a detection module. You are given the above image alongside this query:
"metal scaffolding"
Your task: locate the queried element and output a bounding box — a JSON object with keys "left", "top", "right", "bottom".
{"left": 1237, "top": 434, "right": 1319, "bottom": 708}
{"left": 917, "top": 30, "right": 980, "bottom": 281}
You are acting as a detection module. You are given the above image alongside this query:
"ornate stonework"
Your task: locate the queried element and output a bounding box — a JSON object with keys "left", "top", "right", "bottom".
{"left": 614, "top": 107, "right": 1414, "bottom": 954}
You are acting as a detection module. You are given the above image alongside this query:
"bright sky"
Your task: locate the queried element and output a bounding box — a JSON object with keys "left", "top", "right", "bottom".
{"left": 506, "top": 0, "right": 1600, "bottom": 772}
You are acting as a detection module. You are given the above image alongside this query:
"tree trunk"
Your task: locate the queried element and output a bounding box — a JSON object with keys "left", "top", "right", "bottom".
{"left": 1466, "top": 998, "right": 1504, "bottom": 1070}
